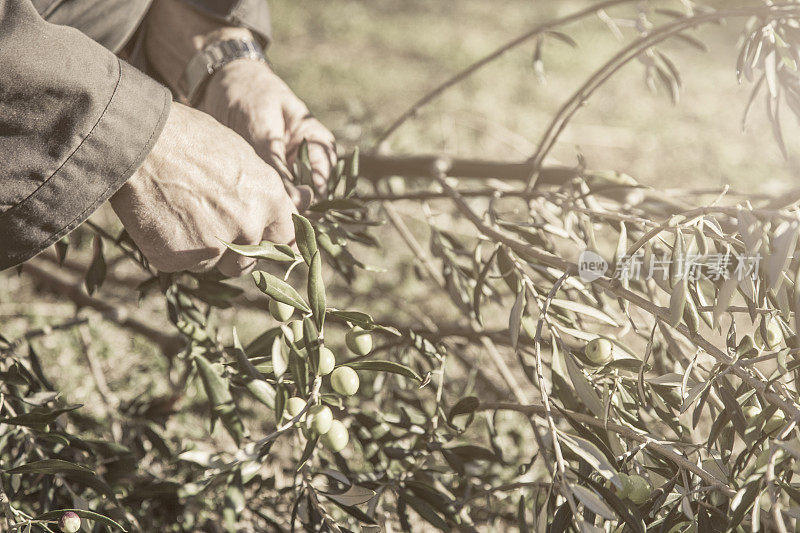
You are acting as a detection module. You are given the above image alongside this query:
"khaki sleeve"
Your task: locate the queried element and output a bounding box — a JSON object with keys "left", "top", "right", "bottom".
{"left": 0, "top": 0, "right": 172, "bottom": 270}
{"left": 176, "top": 0, "right": 272, "bottom": 45}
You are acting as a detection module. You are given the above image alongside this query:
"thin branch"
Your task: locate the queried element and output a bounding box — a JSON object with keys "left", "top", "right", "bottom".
{"left": 433, "top": 170, "right": 800, "bottom": 422}
{"left": 481, "top": 401, "right": 736, "bottom": 496}
{"left": 20, "top": 260, "right": 183, "bottom": 355}
{"left": 527, "top": 4, "right": 798, "bottom": 187}
{"left": 374, "top": 0, "right": 640, "bottom": 146}
{"left": 4, "top": 317, "right": 89, "bottom": 350}
{"left": 530, "top": 272, "right": 581, "bottom": 517}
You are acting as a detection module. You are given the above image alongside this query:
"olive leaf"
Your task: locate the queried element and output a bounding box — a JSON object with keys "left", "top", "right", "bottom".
{"left": 308, "top": 251, "right": 326, "bottom": 329}
{"left": 252, "top": 271, "right": 311, "bottom": 313}
{"left": 346, "top": 360, "right": 422, "bottom": 382}
{"left": 84, "top": 235, "right": 106, "bottom": 295}
{"left": 35, "top": 509, "right": 127, "bottom": 532}
{"left": 194, "top": 353, "right": 245, "bottom": 445}
{"left": 223, "top": 240, "right": 297, "bottom": 262}
{"left": 292, "top": 214, "right": 318, "bottom": 265}
{"left": 7, "top": 459, "right": 93, "bottom": 475}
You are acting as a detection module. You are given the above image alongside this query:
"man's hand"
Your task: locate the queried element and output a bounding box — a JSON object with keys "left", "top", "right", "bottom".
{"left": 144, "top": 0, "right": 337, "bottom": 205}
{"left": 198, "top": 60, "right": 336, "bottom": 203}
{"left": 110, "top": 102, "right": 296, "bottom": 277}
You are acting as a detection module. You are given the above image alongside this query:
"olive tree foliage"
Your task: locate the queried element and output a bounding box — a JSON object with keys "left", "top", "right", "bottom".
{"left": 5, "top": 1, "right": 800, "bottom": 531}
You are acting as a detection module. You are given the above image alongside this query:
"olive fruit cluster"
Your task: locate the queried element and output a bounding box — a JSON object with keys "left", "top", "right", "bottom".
{"left": 616, "top": 473, "right": 651, "bottom": 504}
{"left": 285, "top": 398, "right": 350, "bottom": 452}
{"left": 59, "top": 512, "right": 81, "bottom": 533}
{"left": 278, "top": 321, "right": 374, "bottom": 454}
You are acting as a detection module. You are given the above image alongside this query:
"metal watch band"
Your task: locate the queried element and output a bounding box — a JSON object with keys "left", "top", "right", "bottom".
{"left": 180, "top": 38, "right": 266, "bottom": 104}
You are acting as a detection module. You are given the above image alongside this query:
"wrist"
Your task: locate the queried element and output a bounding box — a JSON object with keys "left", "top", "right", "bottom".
{"left": 145, "top": 0, "right": 257, "bottom": 95}
{"left": 197, "top": 59, "right": 274, "bottom": 124}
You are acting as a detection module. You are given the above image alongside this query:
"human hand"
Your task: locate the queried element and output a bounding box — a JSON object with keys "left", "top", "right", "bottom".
{"left": 110, "top": 102, "right": 297, "bottom": 277}
{"left": 144, "top": 0, "right": 337, "bottom": 205}
{"left": 197, "top": 59, "right": 337, "bottom": 204}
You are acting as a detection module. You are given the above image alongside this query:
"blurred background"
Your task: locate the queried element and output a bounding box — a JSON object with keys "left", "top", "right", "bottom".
{"left": 269, "top": 0, "right": 800, "bottom": 193}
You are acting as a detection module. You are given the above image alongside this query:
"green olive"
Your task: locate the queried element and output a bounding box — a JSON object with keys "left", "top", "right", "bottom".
{"left": 627, "top": 475, "right": 651, "bottom": 504}
{"left": 269, "top": 300, "right": 295, "bottom": 322}
{"left": 305, "top": 405, "right": 333, "bottom": 435}
{"left": 755, "top": 319, "right": 783, "bottom": 350}
{"left": 321, "top": 419, "right": 349, "bottom": 452}
{"left": 736, "top": 335, "right": 757, "bottom": 358}
{"left": 289, "top": 320, "right": 305, "bottom": 345}
{"left": 616, "top": 473, "right": 631, "bottom": 499}
{"left": 742, "top": 405, "right": 761, "bottom": 420}
{"left": 317, "top": 346, "right": 336, "bottom": 376}
{"left": 331, "top": 366, "right": 360, "bottom": 396}
{"left": 764, "top": 412, "right": 785, "bottom": 435}
{"left": 345, "top": 326, "right": 373, "bottom": 356}
{"left": 285, "top": 397, "right": 307, "bottom": 420}
{"left": 585, "top": 338, "right": 614, "bottom": 366}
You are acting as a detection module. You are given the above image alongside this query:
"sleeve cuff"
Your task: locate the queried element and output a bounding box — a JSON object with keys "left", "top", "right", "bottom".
{"left": 0, "top": 60, "right": 171, "bottom": 271}
{"left": 176, "top": 0, "right": 272, "bottom": 46}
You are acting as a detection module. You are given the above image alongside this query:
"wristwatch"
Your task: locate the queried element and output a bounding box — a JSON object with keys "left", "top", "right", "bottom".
{"left": 180, "top": 38, "right": 267, "bottom": 104}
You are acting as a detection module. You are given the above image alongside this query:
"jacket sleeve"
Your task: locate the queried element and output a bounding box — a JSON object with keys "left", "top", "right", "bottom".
{"left": 177, "top": 0, "right": 272, "bottom": 45}
{"left": 0, "top": 0, "right": 171, "bottom": 270}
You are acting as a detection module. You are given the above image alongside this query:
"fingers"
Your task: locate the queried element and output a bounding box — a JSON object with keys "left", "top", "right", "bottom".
{"left": 245, "top": 106, "right": 319, "bottom": 211}
{"left": 253, "top": 125, "right": 292, "bottom": 183}
{"left": 307, "top": 137, "right": 337, "bottom": 196}
{"left": 286, "top": 117, "right": 337, "bottom": 198}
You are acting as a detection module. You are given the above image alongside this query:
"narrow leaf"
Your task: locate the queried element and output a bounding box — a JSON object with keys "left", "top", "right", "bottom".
{"left": 222, "top": 240, "right": 296, "bottom": 262}
{"left": 34, "top": 509, "right": 126, "bottom": 532}
{"left": 347, "top": 360, "right": 422, "bottom": 382}
{"left": 308, "top": 251, "right": 326, "bottom": 329}
{"left": 252, "top": 271, "right": 310, "bottom": 313}
{"left": 292, "top": 214, "right": 317, "bottom": 265}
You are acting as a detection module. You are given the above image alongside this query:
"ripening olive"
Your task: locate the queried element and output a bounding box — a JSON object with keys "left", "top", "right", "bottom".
{"left": 627, "top": 475, "right": 651, "bottom": 504}
{"left": 305, "top": 405, "right": 333, "bottom": 435}
{"left": 321, "top": 420, "right": 349, "bottom": 452}
{"left": 269, "top": 300, "right": 295, "bottom": 322}
{"left": 59, "top": 512, "right": 82, "bottom": 533}
{"left": 331, "top": 366, "right": 359, "bottom": 396}
{"left": 345, "top": 326, "right": 373, "bottom": 356}
{"left": 317, "top": 346, "right": 336, "bottom": 376}
{"left": 585, "top": 338, "right": 614, "bottom": 366}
